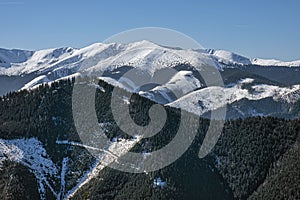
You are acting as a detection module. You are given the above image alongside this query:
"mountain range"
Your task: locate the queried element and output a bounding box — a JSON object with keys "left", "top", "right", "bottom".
{"left": 1, "top": 40, "right": 300, "bottom": 119}
{"left": 0, "top": 41, "right": 300, "bottom": 199}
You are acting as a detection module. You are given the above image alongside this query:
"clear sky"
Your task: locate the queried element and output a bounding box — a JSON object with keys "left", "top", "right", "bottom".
{"left": 0, "top": 0, "right": 299, "bottom": 61}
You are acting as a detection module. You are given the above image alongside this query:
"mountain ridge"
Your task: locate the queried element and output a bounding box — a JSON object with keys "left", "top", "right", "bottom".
{"left": 1, "top": 41, "right": 300, "bottom": 120}
{"left": 1, "top": 41, "right": 300, "bottom": 77}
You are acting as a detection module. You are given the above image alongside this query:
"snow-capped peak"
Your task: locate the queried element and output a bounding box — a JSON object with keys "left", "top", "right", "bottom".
{"left": 207, "top": 49, "right": 252, "bottom": 65}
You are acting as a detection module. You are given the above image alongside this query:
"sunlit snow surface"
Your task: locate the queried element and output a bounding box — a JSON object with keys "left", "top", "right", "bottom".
{"left": 0, "top": 138, "right": 59, "bottom": 199}
{"left": 169, "top": 78, "right": 300, "bottom": 116}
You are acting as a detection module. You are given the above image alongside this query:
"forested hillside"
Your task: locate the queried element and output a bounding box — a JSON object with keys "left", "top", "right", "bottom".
{"left": 0, "top": 78, "right": 299, "bottom": 199}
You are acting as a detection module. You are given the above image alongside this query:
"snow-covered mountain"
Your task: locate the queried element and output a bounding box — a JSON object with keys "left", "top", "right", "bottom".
{"left": 1, "top": 41, "right": 300, "bottom": 119}
{"left": 1, "top": 40, "right": 300, "bottom": 77}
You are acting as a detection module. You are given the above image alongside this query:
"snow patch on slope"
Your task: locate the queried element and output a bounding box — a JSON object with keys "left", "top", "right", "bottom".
{"left": 63, "top": 136, "right": 141, "bottom": 199}
{"left": 0, "top": 138, "right": 59, "bottom": 199}
{"left": 0, "top": 135, "right": 143, "bottom": 199}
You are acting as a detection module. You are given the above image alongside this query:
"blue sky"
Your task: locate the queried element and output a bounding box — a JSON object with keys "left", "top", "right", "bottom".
{"left": 0, "top": 0, "right": 299, "bottom": 61}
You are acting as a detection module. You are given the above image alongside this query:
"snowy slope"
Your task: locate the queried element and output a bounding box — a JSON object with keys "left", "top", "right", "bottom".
{"left": 168, "top": 78, "right": 300, "bottom": 116}
{"left": 0, "top": 138, "right": 59, "bottom": 199}
{"left": 252, "top": 58, "right": 300, "bottom": 67}
{"left": 0, "top": 47, "right": 75, "bottom": 76}
{"left": 0, "top": 136, "right": 142, "bottom": 199}
{"left": 0, "top": 48, "right": 34, "bottom": 68}
{"left": 207, "top": 49, "right": 252, "bottom": 65}
{"left": 139, "top": 70, "right": 202, "bottom": 104}
{"left": 152, "top": 70, "right": 202, "bottom": 96}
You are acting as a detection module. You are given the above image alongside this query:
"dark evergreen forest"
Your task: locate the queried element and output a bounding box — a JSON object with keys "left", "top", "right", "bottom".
{"left": 0, "top": 77, "right": 299, "bottom": 199}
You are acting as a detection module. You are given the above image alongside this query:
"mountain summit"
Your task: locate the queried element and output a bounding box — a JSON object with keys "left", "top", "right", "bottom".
{"left": 1, "top": 41, "right": 300, "bottom": 76}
